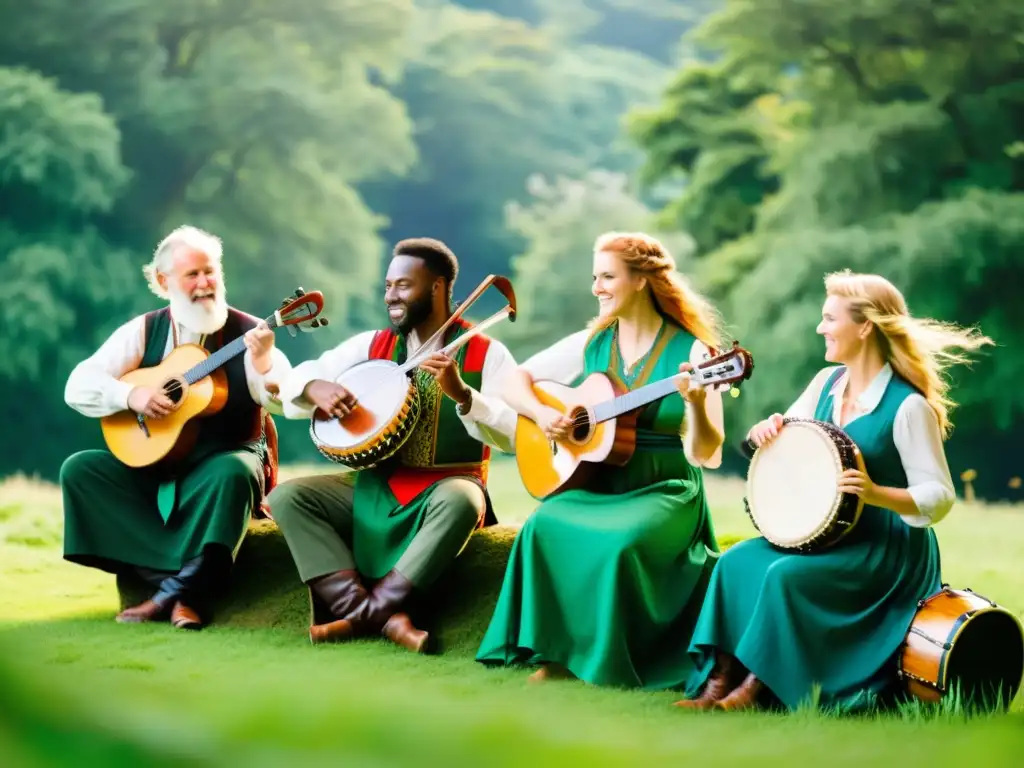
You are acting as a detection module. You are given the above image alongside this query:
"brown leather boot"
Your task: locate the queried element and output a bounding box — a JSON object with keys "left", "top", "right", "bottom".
{"left": 673, "top": 653, "right": 738, "bottom": 710}
{"left": 339, "top": 569, "right": 431, "bottom": 652}
{"left": 115, "top": 598, "right": 170, "bottom": 624}
{"left": 311, "top": 570, "right": 369, "bottom": 618}
{"left": 382, "top": 612, "right": 429, "bottom": 653}
{"left": 308, "top": 570, "right": 370, "bottom": 644}
{"left": 715, "top": 672, "right": 764, "bottom": 711}
{"left": 171, "top": 602, "right": 203, "bottom": 630}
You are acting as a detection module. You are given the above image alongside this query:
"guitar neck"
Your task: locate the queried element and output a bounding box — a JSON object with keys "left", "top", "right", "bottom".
{"left": 182, "top": 315, "right": 276, "bottom": 385}
{"left": 592, "top": 376, "right": 682, "bottom": 423}
{"left": 591, "top": 365, "right": 736, "bottom": 423}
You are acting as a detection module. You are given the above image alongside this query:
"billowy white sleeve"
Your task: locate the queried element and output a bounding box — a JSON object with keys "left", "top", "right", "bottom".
{"left": 519, "top": 329, "right": 589, "bottom": 386}
{"left": 63, "top": 316, "right": 146, "bottom": 418}
{"left": 243, "top": 346, "right": 293, "bottom": 416}
{"left": 684, "top": 339, "right": 725, "bottom": 469}
{"left": 457, "top": 339, "right": 519, "bottom": 454}
{"left": 276, "top": 331, "right": 375, "bottom": 419}
{"left": 892, "top": 394, "right": 956, "bottom": 528}
{"left": 784, "top": 366, "right": 841, "bottom": 419}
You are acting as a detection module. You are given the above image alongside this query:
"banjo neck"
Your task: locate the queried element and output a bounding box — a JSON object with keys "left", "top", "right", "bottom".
{"left": 397, "top": 307, "right": 512, "bottom": 374}
{"left": 397, "top": 274, "right": 517, "bottom": 374}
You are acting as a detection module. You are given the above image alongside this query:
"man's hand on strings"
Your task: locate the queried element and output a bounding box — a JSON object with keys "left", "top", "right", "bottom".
{"left": 419, "top": 352, "right": 472, "bottom": 407}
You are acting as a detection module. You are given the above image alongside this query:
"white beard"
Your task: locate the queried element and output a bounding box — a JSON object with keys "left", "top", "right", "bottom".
{"left": 168, "top": 285, "right": 229, "bottom": 336}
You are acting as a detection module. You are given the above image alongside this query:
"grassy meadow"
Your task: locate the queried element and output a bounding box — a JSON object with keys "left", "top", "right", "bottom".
{"left": 1, "top": 455, "right": 1023, "bottom": 766}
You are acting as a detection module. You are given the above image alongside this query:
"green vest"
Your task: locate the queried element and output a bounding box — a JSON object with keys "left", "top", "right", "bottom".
{"left": 583, "top": 319, "right": 697, "bottom": 452}
{"left": 813, "top": 366, "right": 913, "bottom": 490}
{"left": 140, "top": 306, "right": 266, "bottom": 466}
{"left": 814, "top": 366, "right": 919, "bottom": 543}
{"left": 368, "top": 318, "right": 491, "bottom": 468}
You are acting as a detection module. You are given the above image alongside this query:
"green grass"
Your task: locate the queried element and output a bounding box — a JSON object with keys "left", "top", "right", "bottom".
{"left": 2, "top": 456, "right": 1023, "bottom": 766}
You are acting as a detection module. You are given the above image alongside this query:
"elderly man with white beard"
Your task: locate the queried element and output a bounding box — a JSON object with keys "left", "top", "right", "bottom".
{"left": 59, "top": 225, "right": 292, "bottom": 630}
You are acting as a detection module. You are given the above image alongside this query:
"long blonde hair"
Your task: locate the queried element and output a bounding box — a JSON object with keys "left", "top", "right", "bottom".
{"left": 592, "top": 231, "right": 723, "bottom": 351}
{"left": 824, "top": 270, "right": 993, "bottom": 438}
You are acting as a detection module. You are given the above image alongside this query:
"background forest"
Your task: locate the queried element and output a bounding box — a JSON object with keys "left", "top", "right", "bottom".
{"left": 1, "top": 0, "right": 1021, "bottom": 500}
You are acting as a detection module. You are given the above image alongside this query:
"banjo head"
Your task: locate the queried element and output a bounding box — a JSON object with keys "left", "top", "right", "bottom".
{"left": 745, "top": 420, "right": 849, "bottom": 549}
{"left": 310, "top": 359, "right": 416, "bottom": 452}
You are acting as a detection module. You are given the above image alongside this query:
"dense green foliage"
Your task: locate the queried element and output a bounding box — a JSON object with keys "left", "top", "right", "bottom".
{"left": 0, "top": 0, "right": 697, "bottom": 475}
{"left": 626, "top": 0, "right": 1024, "bottom": 495}
{"left": 1, "top": 0, "right": 1020, "bottom": 499}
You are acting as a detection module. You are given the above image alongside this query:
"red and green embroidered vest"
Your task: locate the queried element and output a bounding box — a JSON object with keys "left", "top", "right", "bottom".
{"left": 367, "top": 318, "right": 492, "bottom": 469}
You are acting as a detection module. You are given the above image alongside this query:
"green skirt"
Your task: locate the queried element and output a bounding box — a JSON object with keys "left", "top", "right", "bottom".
{"left": 61, "top": 448, "right": 262, "bottom": 573}
{"left": 684, "top": 507, "right": 942, "bottom": 711}
{"left": 476, "top": 455, "right": 719, "bottom": 689}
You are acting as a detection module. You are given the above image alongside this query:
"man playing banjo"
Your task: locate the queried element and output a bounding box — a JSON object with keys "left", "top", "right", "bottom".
{"left": 268, "top": 237, "right": 519, "bottom": 653}
{"left": 61, "top": 225, "right": 291, "bottom": 631}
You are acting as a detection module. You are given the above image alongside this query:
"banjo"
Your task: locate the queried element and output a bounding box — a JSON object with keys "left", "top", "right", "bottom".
{"left": 309, "top": 275, "right": 517, "bottom": 470}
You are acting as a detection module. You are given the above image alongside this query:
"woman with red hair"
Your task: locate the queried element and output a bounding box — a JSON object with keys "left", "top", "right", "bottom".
{"left": 475, "top": 232, "right": 729, "bottom": 689}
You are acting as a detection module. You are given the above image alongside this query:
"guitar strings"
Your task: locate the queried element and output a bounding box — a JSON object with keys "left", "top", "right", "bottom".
{"left": 556, "top": 374, "right": 730, "bottom": 430}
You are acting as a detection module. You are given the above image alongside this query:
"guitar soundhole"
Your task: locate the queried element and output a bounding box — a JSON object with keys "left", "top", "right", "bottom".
{"left": 162, "top": 378, "right": 186, "bottom": 405}
{"left": 567, "top": 406, "right": 591, "bottom": 442}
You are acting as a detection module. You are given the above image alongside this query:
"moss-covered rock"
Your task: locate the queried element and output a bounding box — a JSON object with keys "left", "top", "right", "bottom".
{"left": 118, "top": 522, "right": 745, "bottom": 655}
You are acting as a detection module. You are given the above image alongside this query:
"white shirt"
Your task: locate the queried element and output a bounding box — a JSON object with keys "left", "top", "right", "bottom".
{"left": 786, "top": 363, "right": 956, "bottom": 528}
{"left": 64, "top": 313, "right": 291, "bottom": 418}
{"left": 277, "top": 328, "right": 519, "bottom": 454}
{"left": 517, "top": 328, "right": 725, "bottom": 469}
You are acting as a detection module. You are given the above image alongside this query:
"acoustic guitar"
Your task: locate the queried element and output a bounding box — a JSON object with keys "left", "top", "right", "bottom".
{"left": 101, "top": 288, "right": 326, "bottom": 468}
{"left": 515, "top": 341, "right": 754, "bottom": 499}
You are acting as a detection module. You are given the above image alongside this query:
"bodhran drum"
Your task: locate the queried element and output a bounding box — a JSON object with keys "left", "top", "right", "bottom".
{"left": 309, "top": 359, "right": 422, "bottom": 470}
{"left": 743, "top": 417, "right": 865, "bottom": 553}
{"left": 899, "top": 585, "right": 1024, "bottom": 710}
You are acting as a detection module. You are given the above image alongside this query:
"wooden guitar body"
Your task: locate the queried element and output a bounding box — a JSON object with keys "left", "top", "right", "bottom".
{"left": 100, "top": 344, "right": 228, "bottom": 468}
{"left": 514, "top": 341, "right": 755, "bottom": 500}
{"left": 514, "top": 372, "right": 637, "bottom": 500}
{"left": 97, "top": 288, "right": 326, "bottom": 468}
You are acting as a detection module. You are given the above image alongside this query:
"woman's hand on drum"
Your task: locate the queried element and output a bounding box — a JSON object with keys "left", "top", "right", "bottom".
{"left": 304, "top": 379, "right": 358, "bottom": 419}
{"left": 675, "top": 363, "right": 706, "bottom": 406}
{"left": 746, "top": 413, "right": 785, "bottom": 447}
{"left": 534, "top": 406, "right": 573, "bottom": 442}
{"left": 838, "top": 468, "right": 877, "bottom": 504}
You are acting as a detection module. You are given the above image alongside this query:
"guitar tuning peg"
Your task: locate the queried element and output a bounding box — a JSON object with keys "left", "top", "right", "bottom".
{"left": 310, "top": 319, "right": 320, "bottom": 328}
{"left": 280, "top": 298, "right": 289, "bottom": 307}
{"left": 294, "top": 287, "right": 305, "bottom": 297}
{"left": 319, "top": 317, "right": 329, "bottom": 326}
{"left": 730, "top": 386, "right": 741, "bottom": 399}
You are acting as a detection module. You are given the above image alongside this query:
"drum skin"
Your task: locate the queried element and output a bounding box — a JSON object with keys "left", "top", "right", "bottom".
{"left": 744, "top": 418, "right": 864, "bottom": 553}
{"left": 309, "top": 359, "right": 420, "bottom": 469}
{"left": 899, "top": 585, "right": 1024, "bottom": 708}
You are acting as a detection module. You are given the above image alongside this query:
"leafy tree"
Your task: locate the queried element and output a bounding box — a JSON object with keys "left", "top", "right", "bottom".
{"left": 361, "top": 1, "right": 673, "bottom": 290}
{"left": 632, "top": 0, "right": 1024, "bottom": 496}
{"left": 0, "top": 0, "right": 418, "bottom": 476}
{"left": 501, "top": 170, "right": 697, "bottom": 358}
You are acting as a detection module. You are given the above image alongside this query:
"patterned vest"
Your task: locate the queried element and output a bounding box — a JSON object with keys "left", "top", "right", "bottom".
{"left": 140, "top": 306, "right": 266, "bottom": 464}
{"left": 583, "top": 319, "right": 697, "bottom": 450}
{"left": 366, "top": 318, "right": 496, "bottom": 524}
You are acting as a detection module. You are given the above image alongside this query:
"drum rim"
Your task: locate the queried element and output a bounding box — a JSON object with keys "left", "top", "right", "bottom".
{"left": 310, "top": 394, "right": 420, "bottom": 467}
{"left": 745, "top": 419, "right": 852, "bottom": 548}
{"left": 900, "top": 587, "right": 1024, "bottom": 698}
{"left": 310, "top": 360, "right": 420, "bottom": 459}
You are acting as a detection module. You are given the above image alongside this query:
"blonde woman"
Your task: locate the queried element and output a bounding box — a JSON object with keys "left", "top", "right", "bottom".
{"left": 475, "top": 232, "right": 727, "bottom": 688}
{"left": 675, "top": 270, "right": 993, "bottom": 713}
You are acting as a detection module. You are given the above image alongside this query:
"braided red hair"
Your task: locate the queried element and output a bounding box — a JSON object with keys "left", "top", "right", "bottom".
{"left": 592, "top": 232, "right": 723, "bottom": 351}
